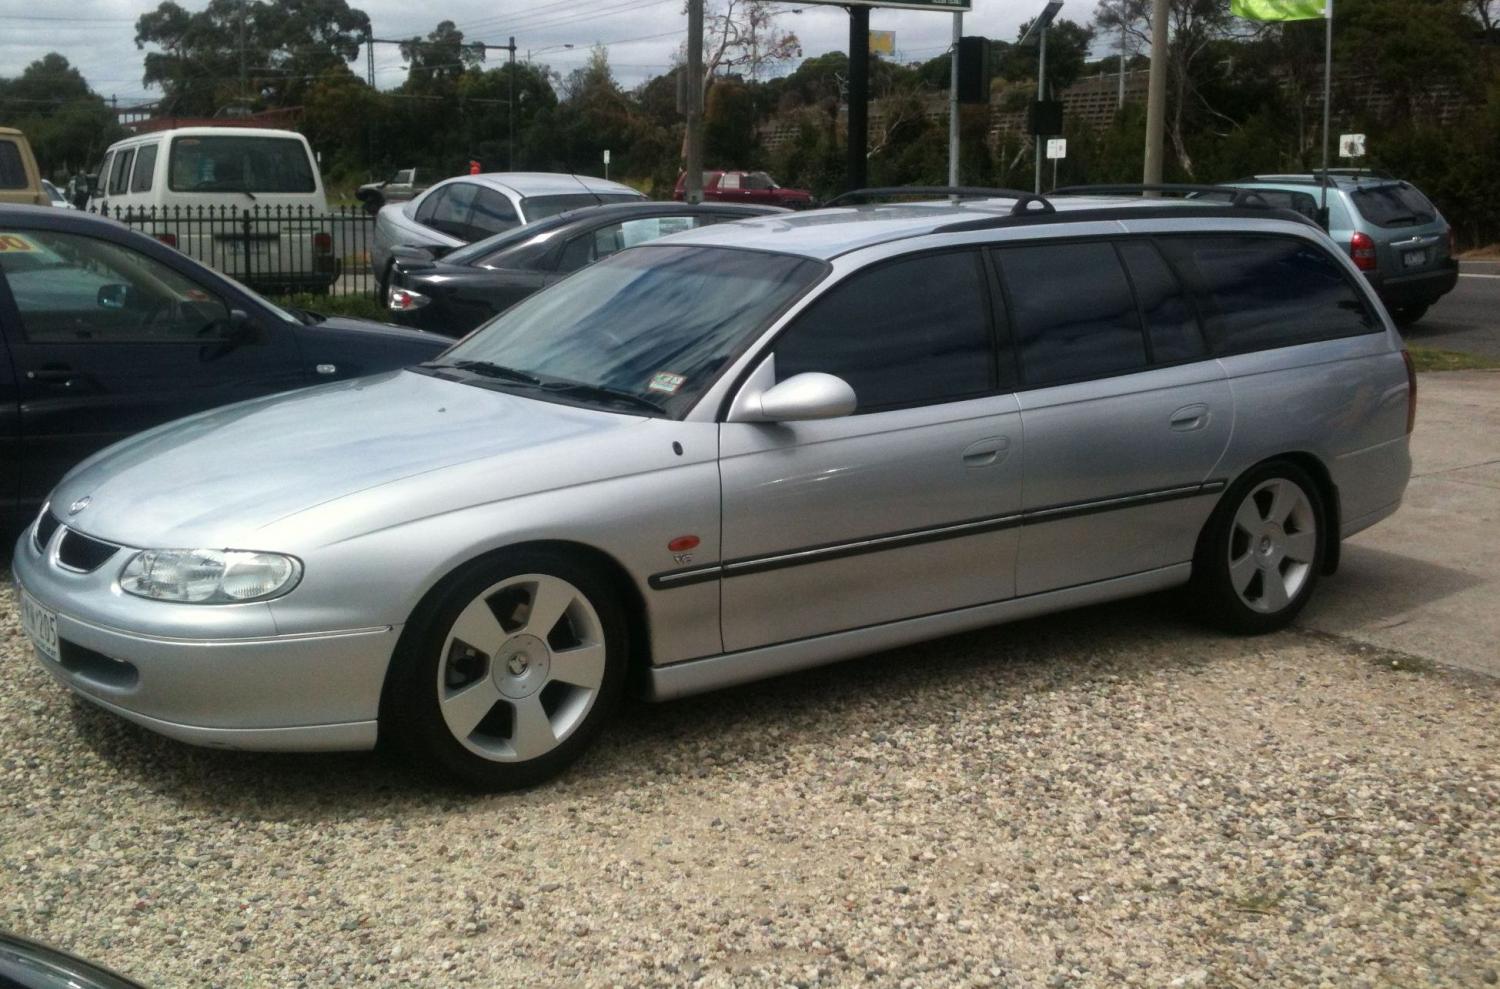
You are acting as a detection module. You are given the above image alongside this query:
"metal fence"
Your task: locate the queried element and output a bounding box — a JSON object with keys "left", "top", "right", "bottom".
{"left": 91, "top": 204, "right": 378, "bottom": 301}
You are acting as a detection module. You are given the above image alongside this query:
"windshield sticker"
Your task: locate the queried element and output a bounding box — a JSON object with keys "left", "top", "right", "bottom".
{"left": 648, "top": 371, "right": 686, "bottom": 395}
{"left": 0, "top": 234, "right": 38, "bottom": 253}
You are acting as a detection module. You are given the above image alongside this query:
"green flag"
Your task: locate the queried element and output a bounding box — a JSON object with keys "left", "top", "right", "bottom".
{"left": 1231, "top": 0, "right": 1326, "bottom": 20}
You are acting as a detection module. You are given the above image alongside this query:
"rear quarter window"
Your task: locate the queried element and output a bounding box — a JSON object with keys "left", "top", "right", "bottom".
{"left": 1158, "top": 235, "right": 1377, "bottom": 354}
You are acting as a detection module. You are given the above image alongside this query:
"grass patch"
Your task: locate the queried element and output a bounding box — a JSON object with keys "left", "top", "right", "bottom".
{"left": 271, "top": 292, "right": 388, "bottom": 322}
{"left": 1406, "top": 346, "right": 1500, "bottom": 372}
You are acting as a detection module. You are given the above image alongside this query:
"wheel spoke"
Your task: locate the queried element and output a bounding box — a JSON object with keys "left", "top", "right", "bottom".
{"left": 508, "top": 694, "right": 556, "bottom": 760}
{"left": 1260, "top": 570, "right": 1290, "bottom": 612}
{"left": 1267, "top": 481, "right": 1298, "bottom": 526}
{"left": 524, "top": 578, "right": 574, "bottom": 639}
{"left": 1229, "top": 552, "right": 1259, "bottom": 594}
{"left": 449, "top": 596, "right": 506, "bottom": 654}
{"left": 440, "top": 678, "right": 503, "bottom": 740}
{"left": 1283, "top": 529, "right": 1317, "bottom": 564}
{"left": 1234, "top": 498, "right": 1264, "bottom": 536}
{"left": 550, "top": 641, "right": 607, "bottom": 690}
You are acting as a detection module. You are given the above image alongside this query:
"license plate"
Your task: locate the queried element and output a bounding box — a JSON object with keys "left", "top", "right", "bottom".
{"left": 19, "top": 589, "right": 60, "bottom": 663}
{"left": 1403, "top": 249, "right": 1427, "bottom": 268}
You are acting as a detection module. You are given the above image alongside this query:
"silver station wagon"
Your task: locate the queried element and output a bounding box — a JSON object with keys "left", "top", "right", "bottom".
{"left": 13, "top": 189, "right": 1416, "bottom": 789}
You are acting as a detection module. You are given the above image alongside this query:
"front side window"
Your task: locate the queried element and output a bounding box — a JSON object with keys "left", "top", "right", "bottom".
{"left": 744, "top": 172, "right": 775, "bottom": 190}
{"left": 168, "top": 136, "right": 315, "bottom": 193}
{"left": 393, "top": 169, "right": 414, "bottom": 185}
{"left": 995, "top": 241, "right": 1147, "bottom": 388}
{"left": 0, "top": 141, "right": 25, "bottom": 189}
{"left": 435, "top": 245, "right": 823, "bottom": 417}
{"left": 1157, "top": 235, "right": 1377, "bottom": 354}
{"left": 0, "top": 229, "right": 232, "bottom": 343}
{"left": 130, "top": 144, "right": 159, "bottom": 193}
{"left": 775, "top": 250, "right": 994, "bottom": 412}
{"left": 108, "top": 149, "right": 135, "bottom": 195}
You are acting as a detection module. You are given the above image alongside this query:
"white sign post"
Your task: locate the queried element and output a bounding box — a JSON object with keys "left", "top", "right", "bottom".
{"left": 1046, "top": 138, "right": 1066, "bottom": 191}
{"left": 603, "top": 148, "right": 611, "bottom": 180}
{"left": 1338, "top": 133, "right": 1366, "bottom": 159}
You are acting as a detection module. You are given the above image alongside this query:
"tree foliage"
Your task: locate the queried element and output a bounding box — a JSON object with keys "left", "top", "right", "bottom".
{"left": 0, "top": 54, "right": 122, "bottom": 175}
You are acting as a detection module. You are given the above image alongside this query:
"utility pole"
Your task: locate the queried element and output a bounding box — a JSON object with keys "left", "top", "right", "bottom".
{"left": 948, "top": 13, "right": 961, "bottom": 187}
{"left": 846, "top": 5, "right": 870, "bottom": 192}
{"left": 1143, "top": 0, "right": 1169, "bottom": 183}
{"left": 366, "top": 32, "right": 375, "bottom": 89}
{"left": 684, "top": 0, "right": 705, "bottom": 203}
{"left": 1117, "top": 20, "right": 1126, "bottom": 107}
{"left": 507, "top": 36, "right": 517, "bottom": 171}
{"left": 1034, "top": 24, "right": 1047, "bottom": 194}
{"left": 239, "top": 0, "right": 249, "bottom": 99}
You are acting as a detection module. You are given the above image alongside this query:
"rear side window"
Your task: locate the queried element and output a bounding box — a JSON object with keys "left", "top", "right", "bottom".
{"left": 468, "top": 188, "right": 519, "bottom": 239}
{"left": 0, "top": 141, "right": 26, "bottom": 189}
{"left": 129, "top": 144, "right": 158, "bottom": 193}
{"left": 995, "top": 241, "right": 1146, "bottom": 388}
{"left": 1116, "top": 241, "right": 1206, "bottom": 364}
{"left": 1158, "top": 235, "right": 1376, "bottom": 353}
{"left": 775, "top": 250, "right": 995, "bottom": 412}
{"left": 1351, "top": 183, "right": 1437, "bottom": 228}
{"left": 108, "top": 149, "right": 135, "bottom": 195}
{"left": 429, "top": 183, "right": 480, "bottom": 237}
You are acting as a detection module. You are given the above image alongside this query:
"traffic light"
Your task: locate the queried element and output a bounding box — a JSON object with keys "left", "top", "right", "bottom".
{"left": 956, "top": 36, "right": 991, "bottom": 104}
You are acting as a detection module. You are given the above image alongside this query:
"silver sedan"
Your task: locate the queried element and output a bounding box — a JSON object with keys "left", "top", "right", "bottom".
{"left": 13, "top": 197, "right": 1414, "bottom": 788}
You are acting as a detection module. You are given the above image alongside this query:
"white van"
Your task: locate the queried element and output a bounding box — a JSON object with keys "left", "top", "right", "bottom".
{"left": 87, "top": 127, "right": 337, "bottom": 293}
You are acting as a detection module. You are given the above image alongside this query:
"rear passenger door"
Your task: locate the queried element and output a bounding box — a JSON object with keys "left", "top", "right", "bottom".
{"left": 718, "top": 249, "right": 1024, "bottom": 652}
{"left": 995, "top": 238, "right": 1233, "bottom": 595}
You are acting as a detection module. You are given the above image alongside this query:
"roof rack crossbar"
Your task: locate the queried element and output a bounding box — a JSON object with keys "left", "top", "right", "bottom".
{"left": 1051, "top": 183, "right": 1274, "bottom": 209}
{"left": 824, "top": 186, "right": 1047, "bottom": 208}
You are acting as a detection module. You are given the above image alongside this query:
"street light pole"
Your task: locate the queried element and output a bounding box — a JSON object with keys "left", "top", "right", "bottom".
{"left": 1034, "top": 24, "right": 1047, "bottom": 195}
{"left": 508, "top": 36, "right": 516, "bottom": 171}
{"left": 1143, "top": 0, "right": 1169, "bottom": 183}
{"left": 684, "top": 0, "right": 705, "bottom": 204}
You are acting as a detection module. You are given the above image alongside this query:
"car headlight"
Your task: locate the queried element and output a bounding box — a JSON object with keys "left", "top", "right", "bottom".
{"left": 119, "top": 549, "right": 302, "bottom": 603}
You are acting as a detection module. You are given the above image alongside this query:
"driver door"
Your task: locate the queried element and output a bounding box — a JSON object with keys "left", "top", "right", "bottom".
{"left": 0, "top": 225, "right": 301, "bottom": 512}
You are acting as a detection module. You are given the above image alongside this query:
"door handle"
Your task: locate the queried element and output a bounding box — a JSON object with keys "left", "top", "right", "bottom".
{"left": 962, "top": 436, "right": 1010, "bottom": 467}
{"left": 26, "top": 367, "right": 78, "bottom": 386}
{"left": 1169, "top": 404, "right": 1210, "bottom": 431}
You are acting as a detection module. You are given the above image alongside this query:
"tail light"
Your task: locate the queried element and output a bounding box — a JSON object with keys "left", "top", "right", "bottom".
{"left": 388, "top": 288, "right": 428, "bottom": 312}
{"left": 1401, "top": 349, "right": 1417, "bottom": 434}
{"left": 312, "top": 232, "right": 333, "bottom": 255}
{"left": 155, "top": 232, "right": 178, "bottom": 249}
{"left": 1350, "top": 231, "right": 1377, "bottom": 271}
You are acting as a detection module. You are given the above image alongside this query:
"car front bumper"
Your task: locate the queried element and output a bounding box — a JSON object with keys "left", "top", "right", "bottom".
{"left": 12, "top": 532, "right": 397, "bottom": 752}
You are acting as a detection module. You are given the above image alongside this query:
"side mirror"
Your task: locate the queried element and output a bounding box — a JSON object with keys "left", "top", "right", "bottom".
{"left": 749, "top": 372, "right": 857, "bottom": 422}
{"left": 96, "top": 283, "right": 133, "bottom": 310}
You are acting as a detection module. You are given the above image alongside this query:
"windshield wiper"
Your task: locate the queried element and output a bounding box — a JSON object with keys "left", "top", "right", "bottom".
{"left": 419, "top": 360, "right": 542, "bottom": 385}
{"left": 540, "top": 381, "right": 667, "bottom": 415}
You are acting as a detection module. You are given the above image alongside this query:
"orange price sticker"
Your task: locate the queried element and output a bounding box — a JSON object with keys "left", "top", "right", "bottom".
{"left": 0, "top": 233, "right": 37, "bottom": 253}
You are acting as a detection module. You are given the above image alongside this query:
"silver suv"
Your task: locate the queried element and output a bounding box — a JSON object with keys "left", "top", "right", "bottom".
{"left": 13, "top": 189, "right": 1416, "bottom": 789}
{"left": 1225, "top": 173, "right": 1457, "bottom": 326}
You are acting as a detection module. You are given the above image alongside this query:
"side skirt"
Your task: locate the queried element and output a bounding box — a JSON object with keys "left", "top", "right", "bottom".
{"left": 642, "top": 562, "right": 1193, "bottom": 701}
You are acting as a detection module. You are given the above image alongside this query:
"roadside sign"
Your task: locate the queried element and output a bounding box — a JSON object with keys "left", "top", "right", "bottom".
{"left": 1046, "top": 138, "right": 1067, "bottom": 160}
{"left": 1339, "top": 133, "right": 1366, "bottom": 158}
{"left": 603, "top": 149, "right": 611, "bottom": 165}
{"left": 869, "top": 30, "right": 896, "bottom": 55}
{"left": 799, "top": 0, "right": 971, "bottom": 11}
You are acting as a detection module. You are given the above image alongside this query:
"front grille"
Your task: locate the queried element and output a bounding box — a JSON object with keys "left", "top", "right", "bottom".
{"left": 57, "top": 529, "right": 120, "bottom": 572}
{"left": 33, "top": 511, "right": 62, "bottom": 553}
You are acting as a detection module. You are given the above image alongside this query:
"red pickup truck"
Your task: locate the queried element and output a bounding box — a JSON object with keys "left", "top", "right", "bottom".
{"left": 673, "top": 170, "right": 813, "bottom": 209}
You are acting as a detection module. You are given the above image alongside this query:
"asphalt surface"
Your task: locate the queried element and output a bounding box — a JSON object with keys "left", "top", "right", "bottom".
{"left": 1407, "top": 261, "right": 1500, "bottom": 359}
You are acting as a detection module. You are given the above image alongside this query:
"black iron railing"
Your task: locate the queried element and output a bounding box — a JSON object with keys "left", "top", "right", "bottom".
{"left": 91, "top": 204, "right": 378, "bottom": 300}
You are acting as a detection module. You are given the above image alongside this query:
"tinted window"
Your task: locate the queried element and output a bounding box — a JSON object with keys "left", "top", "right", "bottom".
{"left": 1158, "top": 235, "right": 1376, "bottom": 353}
{"left": 1351, "top": 183, "right": 1437, "bottom": 228}
{"left": 1116, "top": 240, "right": 1206, "bottom": 364}
{"left": 996, "top": 241, "right": 1147, "bottom": 388}
{"left": 108, "top": 149, "right": 135, "bottom": 195}
{"left": 0, "top": 141, "right": 25, "bottom": 189}
{"left": 468, "top": 188, "right": 520, "bottom": 238}
{"left": 776, "top": 251, "right": 994, "bottom": 412}
{"left": 130, "top": 144, "right": 159, "bottom": 193}
{"left": 0, "top": 229, "right": 232, "bottom": 343}
{"left": 521, "top": 193, "right": 635, "bottom": 221}
{"left": 558, "top": 215, "right": 705, "bottom": 273}
{"left": 414, "top": 187, "right": 445, "bottom": 224}
{"left": 167, "top": 136, "right": 315, "bottom": 193}
{"left": 429, "top": 183, "right": 480, "bottom": 237}
{"left": 440, "top": 246, "right": 823, "bottom": 417}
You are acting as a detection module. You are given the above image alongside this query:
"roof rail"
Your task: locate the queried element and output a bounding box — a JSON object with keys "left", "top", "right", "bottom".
{"left": 824, "top": 186, "right": 1054, "bottom": 215}
{"left": 1051, "top": 183, "right": 1275, "bottom": 209}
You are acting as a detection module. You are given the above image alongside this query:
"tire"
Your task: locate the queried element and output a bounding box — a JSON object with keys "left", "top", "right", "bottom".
{"left": 1193, "top": 460, "right": 1326, "bottom": 635}
{"left": 384, "top": 548, "right": 628, "bottom": 790}
{"left": 1391, "top": 304, "right": 1428, "bottom": 327}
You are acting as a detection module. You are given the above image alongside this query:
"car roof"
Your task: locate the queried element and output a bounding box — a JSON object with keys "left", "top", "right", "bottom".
{"left": 445, "top": 172, "right": 644, "bottom": 198}
{"left": 657, "top": 195, "right": 1214, "bottom": 260}
{"left": 1233, "top": 174, "right": 1407, "bottom": 192}
{"left": 107, "top": 127, "right": 308, "bottom": 146}
{"left": 0, "top": 203, "right": 128, "bottom": 230}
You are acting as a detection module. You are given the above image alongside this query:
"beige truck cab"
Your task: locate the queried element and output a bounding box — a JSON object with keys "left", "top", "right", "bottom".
{"left": 0, "top": 128, "right": 47, "bottom": 207}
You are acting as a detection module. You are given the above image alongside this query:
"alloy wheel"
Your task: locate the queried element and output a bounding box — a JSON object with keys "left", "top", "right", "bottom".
{"left": 1227, "top": 477, "right": 1318, "bottom": 614}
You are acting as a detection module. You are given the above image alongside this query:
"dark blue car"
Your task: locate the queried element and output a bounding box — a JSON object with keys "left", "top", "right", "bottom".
{"left": 0, "top": 205, "right": 447, "bottom": 531}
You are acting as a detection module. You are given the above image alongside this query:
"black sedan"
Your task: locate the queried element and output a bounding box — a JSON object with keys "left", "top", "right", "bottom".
{"left": 385, "top": 201, "right": 783, "bottom": 336}
{"left": 0, "top": 205, "right": 448, "bottom": 533}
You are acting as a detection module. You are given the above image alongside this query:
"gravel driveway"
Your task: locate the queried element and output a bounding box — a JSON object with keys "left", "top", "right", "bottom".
{"left": 1, "top": 577, "right": 1495, "bottom": 988}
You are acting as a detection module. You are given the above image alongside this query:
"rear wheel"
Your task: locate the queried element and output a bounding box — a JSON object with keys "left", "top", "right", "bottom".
{"left": 385, "top": 549, "right": 627, "bottom": 789}
{"left": 1194, "top": 461, "right": 1325, "bottom": 634}
{"left": 1391, "top": 304, "right": 1429, "bottom": 327}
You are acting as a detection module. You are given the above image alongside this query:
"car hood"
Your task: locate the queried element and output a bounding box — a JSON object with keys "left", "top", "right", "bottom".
{"left": 52, "top": 369, "right": 653, "bottom": 548}
{"left": 301, "top": 312, "right": 444, "bottom": 343}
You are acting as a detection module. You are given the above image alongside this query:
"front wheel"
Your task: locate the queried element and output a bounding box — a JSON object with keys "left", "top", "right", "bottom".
{"left": 1194, "top": 461, "right": 1325, "bottom": 634}
{"left": 385, "top": 549, "right": 628, "bottom": 789}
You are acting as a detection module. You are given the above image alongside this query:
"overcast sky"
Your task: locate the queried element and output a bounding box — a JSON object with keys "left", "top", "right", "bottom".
{"left": 0, "top": 0, "right": 1108, "bottom": 105}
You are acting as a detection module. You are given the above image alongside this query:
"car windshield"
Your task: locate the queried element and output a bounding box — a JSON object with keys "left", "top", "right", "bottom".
{"left": 433, "top": 245, "right": 824, "bottom": 417}
{"left": 1350, "top": 183, "right": 1437, "bottom": 228}
{"left": 168, "top": 136, "right": 316, "bottom": 193}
